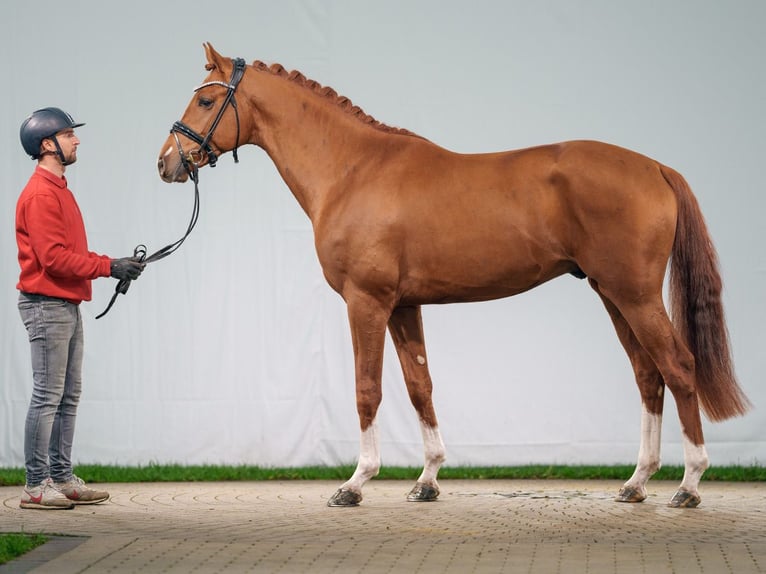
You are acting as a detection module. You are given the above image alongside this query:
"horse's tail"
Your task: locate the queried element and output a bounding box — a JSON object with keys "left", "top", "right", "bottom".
{"left": 661, "top": 164, "right": 751, "bottom": 421}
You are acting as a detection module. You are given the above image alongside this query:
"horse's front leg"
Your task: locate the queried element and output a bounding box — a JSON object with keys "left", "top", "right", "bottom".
{"left": 388, "top": 305, "right": 445, "bottom": 502}
{"left": 327, "top": 291, "right": 391, "bottom": 507}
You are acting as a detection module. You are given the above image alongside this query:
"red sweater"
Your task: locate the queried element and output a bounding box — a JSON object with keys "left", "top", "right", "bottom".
{"left": 16, "top": 166, "right": 112, "bottom": 304}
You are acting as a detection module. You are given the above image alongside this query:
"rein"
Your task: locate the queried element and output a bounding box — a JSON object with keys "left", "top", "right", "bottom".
{"left": 96, "top": 58, "right": 246, "bottom": 319}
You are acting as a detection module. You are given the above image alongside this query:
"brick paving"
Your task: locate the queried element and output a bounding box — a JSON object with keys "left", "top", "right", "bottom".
{"left": 0, "top": 480, "right": 764, "bottom": 573}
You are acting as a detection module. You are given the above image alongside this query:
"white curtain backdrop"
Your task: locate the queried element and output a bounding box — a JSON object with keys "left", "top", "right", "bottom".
{"left": 1, "top": 0, "right": 763, "bottom": 468}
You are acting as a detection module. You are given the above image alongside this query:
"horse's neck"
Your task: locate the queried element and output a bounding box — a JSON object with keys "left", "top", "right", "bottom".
{"left": 250, "top": 75, "right": 386, "bottom": 220}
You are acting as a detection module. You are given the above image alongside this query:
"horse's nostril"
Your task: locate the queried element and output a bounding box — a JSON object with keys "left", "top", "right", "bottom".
{"left": 157, "top": 157, "right": 165, "bottom": 172}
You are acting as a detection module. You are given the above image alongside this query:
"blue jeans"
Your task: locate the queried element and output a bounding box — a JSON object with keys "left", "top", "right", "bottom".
{"left": 18, "top": 293, "right": 83, "bottom": 486}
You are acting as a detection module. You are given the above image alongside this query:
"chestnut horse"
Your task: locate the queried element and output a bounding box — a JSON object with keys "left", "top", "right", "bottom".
{"left": 157, "top": 43, "right": 749, "bottom": 508}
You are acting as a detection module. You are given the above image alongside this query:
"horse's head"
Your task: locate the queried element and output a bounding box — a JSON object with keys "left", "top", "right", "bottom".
{"left": 158, "top": 43, "right": 249, "bottom": 183}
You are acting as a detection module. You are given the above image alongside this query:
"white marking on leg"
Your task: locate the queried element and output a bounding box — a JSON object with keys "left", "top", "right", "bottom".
{"left": 416, "top": 421, "right": 446, "bottom": 488}
{"left": 416, "top": 355, "right": 426, "bottom": 365}
{"left": 679, "top": 434, "right": 709, "bottom": 495}
{"left": 339, "top": 419, "right": 380, "bottom": 494}
{"left": 623, "top": 405, "right": 662, "bottom": 496}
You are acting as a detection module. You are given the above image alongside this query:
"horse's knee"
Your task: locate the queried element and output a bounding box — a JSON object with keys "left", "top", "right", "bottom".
{"left": 355, "top": 387, "right": 383, "bottom": 427}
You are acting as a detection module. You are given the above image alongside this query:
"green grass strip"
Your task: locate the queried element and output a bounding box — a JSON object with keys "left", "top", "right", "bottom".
{"left": 0, "top": 533, "right": 47, "bottom": 565}
{"left": 0, "top": 464, "right": 763, "bottom": 486}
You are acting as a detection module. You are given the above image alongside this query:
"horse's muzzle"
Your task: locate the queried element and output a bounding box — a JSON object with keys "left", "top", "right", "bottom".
{"left": 157, "top": 153, "right": 189, "bottom": 184}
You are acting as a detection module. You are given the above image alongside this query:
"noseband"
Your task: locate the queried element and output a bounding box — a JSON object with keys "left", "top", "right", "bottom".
{"left": 97, "top": 58, "right": 247, "bottom": 319}
{"left": 171, "top": 57, "right": 247, "bottom": 170}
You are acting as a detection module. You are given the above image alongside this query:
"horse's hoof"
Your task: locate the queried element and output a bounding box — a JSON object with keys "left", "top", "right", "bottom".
{"left": 327, "top": 488, "right": 362, "bottom": 507}
{"left": 668, "top": 490, "right": 701, "bottom": 508}
{"left": 615, "top": 486, "right": 646, "bottom": 503}
{"left": 407, "top": 482, "right": 439, "bottom": 502}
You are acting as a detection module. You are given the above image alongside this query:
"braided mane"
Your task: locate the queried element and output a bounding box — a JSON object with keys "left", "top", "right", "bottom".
{"left": 251, "top": 61, "right": 425, "bottom": 140}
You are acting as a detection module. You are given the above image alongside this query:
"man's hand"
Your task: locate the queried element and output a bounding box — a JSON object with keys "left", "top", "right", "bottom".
{"left": 110, "top": 257, "right": 146, "bottom": 281}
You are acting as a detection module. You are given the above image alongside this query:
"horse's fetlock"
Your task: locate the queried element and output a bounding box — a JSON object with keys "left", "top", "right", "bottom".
{"left": 359, "top": 458, "right": 381, "bottom": 477}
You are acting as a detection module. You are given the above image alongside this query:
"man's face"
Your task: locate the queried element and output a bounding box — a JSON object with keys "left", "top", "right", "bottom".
{"left": 44, "top": 128, "right": 80, "bottom": 165}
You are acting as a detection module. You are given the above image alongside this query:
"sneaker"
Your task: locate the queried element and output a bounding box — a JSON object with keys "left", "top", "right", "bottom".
{"left": 20, "top": 478, "right": 75, "bottom": 510}
{"left": 53, "top": 475, "right": 110, "bottom": 505}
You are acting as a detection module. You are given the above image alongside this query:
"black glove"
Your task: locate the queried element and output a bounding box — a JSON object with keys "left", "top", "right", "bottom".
{"left": 110, "top": 257, "right": 146, "bottom": 281}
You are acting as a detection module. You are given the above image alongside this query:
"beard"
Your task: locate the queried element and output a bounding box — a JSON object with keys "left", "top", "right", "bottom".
{"left": 62, "top": 150, "right": 78, "bottom": 166}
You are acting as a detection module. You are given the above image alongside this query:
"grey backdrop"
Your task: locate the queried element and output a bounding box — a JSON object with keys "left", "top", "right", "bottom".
{"left": 1, "top": 0, "right": 763, "bottom": 469}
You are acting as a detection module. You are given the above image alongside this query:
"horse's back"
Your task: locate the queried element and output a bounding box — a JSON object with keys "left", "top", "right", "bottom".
{"left": 416, "top": 139, "right": 677, "bottom": 277}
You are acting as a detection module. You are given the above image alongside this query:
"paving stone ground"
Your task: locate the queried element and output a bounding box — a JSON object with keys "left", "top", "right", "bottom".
{"left": 0, "top": 480, "right": 764, "bottom": 573}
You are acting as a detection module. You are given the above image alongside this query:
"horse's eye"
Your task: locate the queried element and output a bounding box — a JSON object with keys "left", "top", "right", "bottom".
{"left": 198, "top": 97, "right": 214, "bottom": 109}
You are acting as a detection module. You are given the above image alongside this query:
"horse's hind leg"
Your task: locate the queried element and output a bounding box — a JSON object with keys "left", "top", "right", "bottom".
{"left": 388, "top": 305, "right": 446, "bottom": 501}
{"left": 595, "top": 281, "right": 709, "bottom": 508}
{"left": 590, "top": 279, "right": 665, "bottom": 503}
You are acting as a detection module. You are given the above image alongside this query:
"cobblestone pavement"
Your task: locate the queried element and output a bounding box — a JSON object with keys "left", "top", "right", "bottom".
{"left": 0, "top": 480, "right": 764, "bottom": 573}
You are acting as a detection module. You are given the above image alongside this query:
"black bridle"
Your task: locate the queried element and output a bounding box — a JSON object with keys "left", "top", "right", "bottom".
{"left": 171, "top": 57, "right": 247, "bottom": 170}
{"left": 96, "top": 58, "right": 247, "bottom": 319}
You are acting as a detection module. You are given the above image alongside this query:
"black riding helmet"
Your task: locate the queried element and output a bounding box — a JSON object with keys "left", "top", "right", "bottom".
{"left": 19, "top": 107, "right": 85, "bottom": 162}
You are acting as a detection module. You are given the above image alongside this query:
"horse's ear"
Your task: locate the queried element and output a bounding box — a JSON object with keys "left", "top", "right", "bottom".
{"left": 203, "top": 42, "right": 225, "bottom": 72}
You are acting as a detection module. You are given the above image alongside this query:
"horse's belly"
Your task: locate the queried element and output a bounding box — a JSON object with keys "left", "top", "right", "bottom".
{"left": 398, "top": 253, "right": 568, "bottom": 305}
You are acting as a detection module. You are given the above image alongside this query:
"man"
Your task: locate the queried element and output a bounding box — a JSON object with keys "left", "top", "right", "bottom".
{"left": 16, "top": 107, "right": 145, "bottom": 510}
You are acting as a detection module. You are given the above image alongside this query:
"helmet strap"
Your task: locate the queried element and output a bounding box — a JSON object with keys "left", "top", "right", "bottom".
{"left": 49, "top": 136, "right": 71, "bottom": 166}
